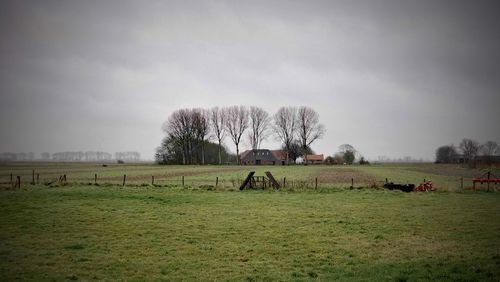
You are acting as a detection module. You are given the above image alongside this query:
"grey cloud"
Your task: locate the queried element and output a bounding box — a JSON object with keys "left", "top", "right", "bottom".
{"left": 1, "top": 0, "right": 499, "bottom": 160}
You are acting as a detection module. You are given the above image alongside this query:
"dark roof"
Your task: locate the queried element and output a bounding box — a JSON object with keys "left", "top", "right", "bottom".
{"left": 240, "top": 149, "right": 281, "bottom": 162}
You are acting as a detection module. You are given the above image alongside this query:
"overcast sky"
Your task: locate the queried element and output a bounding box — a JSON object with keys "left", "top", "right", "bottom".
{"left": 1, "top": 0, "right": 499, "bottom": 161}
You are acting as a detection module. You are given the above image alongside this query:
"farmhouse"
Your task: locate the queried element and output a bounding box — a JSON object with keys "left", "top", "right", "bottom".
{"left": 240, "top": 149, "right": 287, "bottom": 165}
{"left": 304, "top": 154, "right": 324, "bottom": 165}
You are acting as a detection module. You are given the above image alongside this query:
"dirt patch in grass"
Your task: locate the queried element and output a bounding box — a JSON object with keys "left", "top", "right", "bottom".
{"left": 315, "top": 168, "right": 376, "bottom": 184}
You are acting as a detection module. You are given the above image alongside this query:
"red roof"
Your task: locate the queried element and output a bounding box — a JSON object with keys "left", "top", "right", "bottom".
{"left": 240, "top": 150, "right": 251, "bottom": 159}
{"left": 306, "top": 154, "right": 324, "bottom": 161}
{"left": 271, "top": 150, "right": 287, "bottom": 160}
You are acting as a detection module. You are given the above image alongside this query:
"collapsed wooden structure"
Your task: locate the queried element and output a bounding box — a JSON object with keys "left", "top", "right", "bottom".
{"left": 239, "top": 171, "right": 281, "bottom": 190}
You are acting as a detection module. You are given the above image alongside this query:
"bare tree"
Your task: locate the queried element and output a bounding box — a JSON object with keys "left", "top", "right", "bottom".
{"left": 343, "top": 150, "right": 355, "bottom": 165}
{"left": 162, "top": 109, "right": 194, "bottom": 164}
{"left": 273, "top": 107, "right": 298, "bottom": 164}
{"left": 192, "top": 108, "right": 210, "bottom": 165}
{"left": 459, "top": 138, "right": 480, "bottom": 163}
{"left": 297, "top": 106, "right": 325, "bottom": 165}
{"left": 210, "top": 106, "right": 227, "bottom": 165}
{"left": 225, "top": 105, "right": 249, "bottom": 165}
{"left": 338, "top": 144, "right": 357, "bottom": 164}
{"left": 339, "top": 144, "right": 356, "bottom": 153}
{"left": 338, "top": 144, "right": 358, "bottom": 162}
{"left": 481, "top": 141, "right": 498, "bottom": 156}
{"left": 248, "top": 106, "right": 271, "bottom": 150}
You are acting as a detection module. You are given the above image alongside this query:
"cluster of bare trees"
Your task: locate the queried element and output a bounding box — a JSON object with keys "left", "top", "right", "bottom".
{"left": 159, "top": 106, "right": 325, "bottom": 165}
{"left": 435, "top": 139, "right": 499, "bottom": 164}
{"left": 159, "top": 108, "right": 211, "bottom": 165}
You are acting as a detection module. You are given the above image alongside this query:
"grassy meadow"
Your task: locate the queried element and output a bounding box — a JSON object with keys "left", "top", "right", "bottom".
{"left": 0, "top": 163, "right": 499, "bottom": 281}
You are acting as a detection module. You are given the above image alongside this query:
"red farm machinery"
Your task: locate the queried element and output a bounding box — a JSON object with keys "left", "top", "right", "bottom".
{"left": 472, "top": 171, "right": 500, "bottom": 191}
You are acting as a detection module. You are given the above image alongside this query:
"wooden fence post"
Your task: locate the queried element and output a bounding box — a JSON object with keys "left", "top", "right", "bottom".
{"left": 351, "top": 178, "right": 354, "bottom": 188}
{"left": 152, "top": 175, "right": 155, "bottom": 185}
{"left": 36, "top": 173, "right": 39, "bottom": 184}
{"left": 32, "top": 169, "right": 35, "bottom": 185}
{"left": 182, "top": 176, "right": 185, "bottom": 187}
{"left": 487, "top": 172, "right": 491, "bottom": 192}
{"left": 95, "top": 173, "right": 98, "bottom": 184}
{"left": 315, "top": 177, "right": 318, "bottom": 189}
{"left": 63, "top": 174, "right": 67, "bottom": 183}
{"left": 122, "top": 174, "right": 126, "bottom": 186}
{"left": 17, "top": 176, "right": 21, "bottom": 189}
{"left": 283, "top": 177, "right": 286, "bottom": 188}
{"left": 216, "top": 177, "right": 218, "bottom": 187}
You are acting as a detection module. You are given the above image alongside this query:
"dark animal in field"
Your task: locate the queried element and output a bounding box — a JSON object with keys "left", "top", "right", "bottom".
{"left": 383, "top": 182, "right": 415, "bottom": 192}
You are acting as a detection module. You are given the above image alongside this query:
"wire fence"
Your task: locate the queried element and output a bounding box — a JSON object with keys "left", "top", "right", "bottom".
{"left": 0, "top": 171, "right": 381, "bottom": 190}
{"left": 0, "top": 174, "right": 354, "bottom": 190}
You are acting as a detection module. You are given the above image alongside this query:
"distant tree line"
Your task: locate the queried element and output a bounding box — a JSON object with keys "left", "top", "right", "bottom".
{"left": 156, "top": 106, "right": 325, "bottom": 165}
{"left": 435, "top": 139, "right": 499, "bottom": 164}
{"left": 0, "top": 152, "right": 35, "bottom": 161}
{"left": 51, "top": 151, "right": 113, "bottom": 161}
{"left": 115, "top": 152, "right": 141, "bottom": 162}
{"left": 51, "top": 151, "right": 141, "bottom": 162}
{"left": 0, "top": 151, "right": 142, "bottom": 162}
{"left": 375, "top": 156, "right": 426, "bottom": 163}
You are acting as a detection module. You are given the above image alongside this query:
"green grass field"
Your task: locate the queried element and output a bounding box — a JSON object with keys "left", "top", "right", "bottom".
{"left": 1, "top": 163, "right": 499, "bottom": 281}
